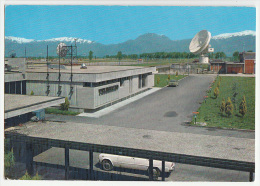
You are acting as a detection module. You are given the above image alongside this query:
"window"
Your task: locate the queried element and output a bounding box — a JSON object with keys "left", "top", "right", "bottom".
{"left": 83, "top": 82, "right": 91, "bottom": 87}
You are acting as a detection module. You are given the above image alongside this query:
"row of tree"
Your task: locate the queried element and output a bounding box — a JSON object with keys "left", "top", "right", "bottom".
{"left": 214, "top": 77, "right": 247, "bottom": 117}
{"left": 25, "top": 50, "right": 253, "bottom": 61}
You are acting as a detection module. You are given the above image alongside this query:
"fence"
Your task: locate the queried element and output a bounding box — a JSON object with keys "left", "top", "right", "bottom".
{"left": 4, "top": 132, "right": 255, "bottom": 181}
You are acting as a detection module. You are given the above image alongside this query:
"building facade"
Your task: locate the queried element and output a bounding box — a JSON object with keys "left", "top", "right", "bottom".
{"left": 25, "top": 65, "right": 156, "bottom": 112}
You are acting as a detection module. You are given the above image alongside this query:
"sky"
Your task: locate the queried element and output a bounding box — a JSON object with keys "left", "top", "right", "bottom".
{"left": 5, "top": 6, "right": 256, "bottom": 44}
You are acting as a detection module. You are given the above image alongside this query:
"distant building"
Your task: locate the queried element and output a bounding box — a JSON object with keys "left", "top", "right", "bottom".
{"left": 209, "top": 52, "right": 255, "bottom": 74}
{"left": 240, "top": 52, "right": 255, "bottom": 74}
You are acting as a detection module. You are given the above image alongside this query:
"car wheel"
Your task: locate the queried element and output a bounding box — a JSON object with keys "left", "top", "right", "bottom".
{"left": 147, "top": 168, "right": 160, "bottom": 180}
{"left": 153, "top": 168, "right": 161, "bottom": 180}
{"left": 102, "top": 159, "right": 113, "bottom": 171}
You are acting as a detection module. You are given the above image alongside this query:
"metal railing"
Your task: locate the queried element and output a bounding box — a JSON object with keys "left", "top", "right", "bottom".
{"left": 5, "top": 132, "right": 255, "bottom": 181}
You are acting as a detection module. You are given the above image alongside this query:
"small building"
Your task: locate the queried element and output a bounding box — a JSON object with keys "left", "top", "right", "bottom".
{"left": 240, "top": 52, "right": 256, "bottom": 74}
{"left": 209, "top": 59, "right": 226, "bottom": 74}
{"left": 209, "top": 52, "right": 256, "bottom": 74}
{"left": 225, "top": 62, "right": 244, "bottom": 74}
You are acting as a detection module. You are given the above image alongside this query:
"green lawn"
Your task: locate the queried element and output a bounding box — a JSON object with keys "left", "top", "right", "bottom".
{"left": 192, "top": 76, "right": 255, "bottom": 130}
{"left": 45, "top": 108, "right": 80, "bottom": 115}
{"left": 154, "top": 74, "right": 186, "bottom": 87}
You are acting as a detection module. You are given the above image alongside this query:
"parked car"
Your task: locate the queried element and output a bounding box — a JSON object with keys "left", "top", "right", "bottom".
{"left": 168, "top": 79, "right": 179, "bottom": 87}
{"left": 99, "top": 153, "right": 175, "bottom": 177}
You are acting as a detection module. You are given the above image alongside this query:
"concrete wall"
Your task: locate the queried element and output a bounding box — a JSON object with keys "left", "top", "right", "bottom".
{"left": 94, "top": 82, "right": 120, "bottom": 108}
{"left": 5, "top": 58, "right": 26, "bottom": 74}
{"left": 26, "top": 81, "right": 81, "bottom": 106}
{"left": 25, "top": 67, "right": 155, "bottom": 111}
{"left": 5, "top": 73, "right": 25, "bottom": 82}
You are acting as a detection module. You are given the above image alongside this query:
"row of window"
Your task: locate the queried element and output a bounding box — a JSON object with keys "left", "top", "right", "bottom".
{"left": 83, "top": 77, "right": 129, "bottom": 88}
{"left": 98, "top": 85, "right": 119, "bottom": 96}
{"left": 83, "top": 73, "right": 151, "bottom": 88}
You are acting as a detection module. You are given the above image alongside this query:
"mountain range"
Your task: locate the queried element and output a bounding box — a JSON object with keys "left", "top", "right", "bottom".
{"left": 5, "top": 30, "right": 256, "bottom": 57}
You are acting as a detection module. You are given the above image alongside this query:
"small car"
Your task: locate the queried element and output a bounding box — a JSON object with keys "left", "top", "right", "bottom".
{"left": 99, "top": 153, "right": 175, "bottom": 177}
{"left": 168, "top": 79, "right": 179, "bottom": 87}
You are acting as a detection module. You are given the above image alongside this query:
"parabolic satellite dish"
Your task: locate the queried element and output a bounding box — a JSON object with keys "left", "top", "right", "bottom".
{"left": 189, "top": 30, "right": 214, "bottom": 63}
{"left": 56, "top": 43, "right": 68, "bottom": 57}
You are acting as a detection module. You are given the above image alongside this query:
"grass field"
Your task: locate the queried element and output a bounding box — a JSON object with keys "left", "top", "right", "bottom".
{"left": 154, "top": 74, "right": 186, "bottom": 87}
{"left": 192, "top": 76, "right": 255, "bottom": 130}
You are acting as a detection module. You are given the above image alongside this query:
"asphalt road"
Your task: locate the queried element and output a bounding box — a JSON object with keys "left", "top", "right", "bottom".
{"left": 8, "top": 74, "right": 253, "bottom": 181}
{"left": 46, "top": 74, "right": 254, "bottom": 139}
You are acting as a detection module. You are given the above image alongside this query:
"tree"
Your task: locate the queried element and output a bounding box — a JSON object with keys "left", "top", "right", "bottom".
{"left": 167, "top": 74, "right": 171, "bottom": 81}
{"left": 225, "top": 97, "right": 234, "bottom": 117}
{"left": 30, "top": 91, "right": 34, "bottom": 95}
{"left": 214, "top": 87, "right": 219, "bottom": 98}
{"left": 60, "top": 97, "right": 70, "bottom": 111}
{"left": 231, "top": 82, "right": 239, "bottom": 110}
{"left": 239, "top": 95, "right": 247, "bottom": 117}
{"left": 4, "top": 147, "right": 15, "bottom": 177}
{"left": 233, "top": 51, "right": 240, "bottom": 61}
{"left": 89, "top": 50, "right": 93, "bottom": 61}
{"left": 176, "top": 71, "right": 178, "bottom": 76}
{"left": 117, "top": 51, "right": 122, "bottom": 64}
{"left": 220, "top": 98, "right": 225, "bottom": 114}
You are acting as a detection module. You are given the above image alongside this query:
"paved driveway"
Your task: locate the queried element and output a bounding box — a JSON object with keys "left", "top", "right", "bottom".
{"left": 46, "top": 74, "right": 254, "bottom": 139}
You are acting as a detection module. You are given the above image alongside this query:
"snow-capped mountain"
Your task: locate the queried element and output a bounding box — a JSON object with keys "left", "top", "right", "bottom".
{"left": 42, "top": 37, "right": 93, "bottom": 44}
{"left": 5, "top": 36, "right": 35, "bottom": 44}
{"left": 212, "top": 30, "right": 256, "bottom": 40}
{"left": 5, "top": 30, "right": 256, "bottom": 57}
{"left": 5, "top": 36, "right": 93, "bottom": 44}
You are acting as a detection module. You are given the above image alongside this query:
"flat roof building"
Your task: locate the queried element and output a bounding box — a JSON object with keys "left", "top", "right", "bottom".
{"left": 25, "top": 65, "right": 156, "bottom": 112}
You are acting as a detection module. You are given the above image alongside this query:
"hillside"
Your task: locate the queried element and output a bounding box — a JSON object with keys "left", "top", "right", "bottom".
{"left": 5, "top": 31, "right": 256, "bottom": 57}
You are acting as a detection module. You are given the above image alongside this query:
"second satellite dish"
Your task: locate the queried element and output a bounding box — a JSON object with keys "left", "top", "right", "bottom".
{"left": 189, "top": 30, "right": 214, "bottom": 63}
{"left": 57, "top": 43, "right": 68, "bottom": 57}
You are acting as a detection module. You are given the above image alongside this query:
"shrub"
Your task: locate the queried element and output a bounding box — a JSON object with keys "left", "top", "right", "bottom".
{"left": 225, "top": 97, "right": 234, "bottom": 117}
{"left": 20, "top": 171, "right": 32, "bottom": 180}
{"left": 217, "top": 81, "right": 220, "bottom": 88}
{"left": 20, "top": 171, "right": 41, "bottom": 180}
{"left": 220, "top": 98, "right": 225, "bottom": 114}
{"left": 176, "top": 71, "right": 178, "bottom": 76}
{"left": 156, "top": 77, "right": 160, "bottom": 85}
{"left": 30, "top": 91, "right": 34, "bottom": 95}
{"left": 45, "top": 108, "right": 79, "bottom": 115}
{"left": 214, "top": 87, "right": 219, "bottom": 98}
{"left": 239, "top": 95, "right": 247, "bottom": 117}
{"left": 60, "top": 97, "right": 70, "bottom": 111}
{"left": 4, "top": 148, "right": 15, "bottom": 177}
{"left": 167, "top": 74, "right": 171, "bottom": 80}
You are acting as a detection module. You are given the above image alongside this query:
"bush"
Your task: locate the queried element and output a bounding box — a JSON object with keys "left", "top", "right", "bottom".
{"left": 214, "top": 87, "right": 219, "bottom": 98}
{"left": 220, "top": 98, "right": 225, "bottom": 114}
{"left": 176, "top": 71, "right": 178, "bottom": 76}
{"left": 156, "top": 77, "right": 160, "bottom": 84}
{"left": 239, "top": 95, "right": 247, "bottom": 117}
{"left": 225, "top": 97, "right": 234, "bottom": 117}
{"left": 60, "top": 97, "right": 70, "bottom": 111}
{"left": 167, "top": 74, "right": 171, "bottom": 80}
{"left": 30, "top": 91, "right": 34, "bottom": 95}
{"left": 217, "top": 81, "right": 220, "bottom": 88}
{"left": 20, "top": 171, "right": 41, "bottom": 180}
{"left": 45, "top": 108, "right": 79, "bottom": 115}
